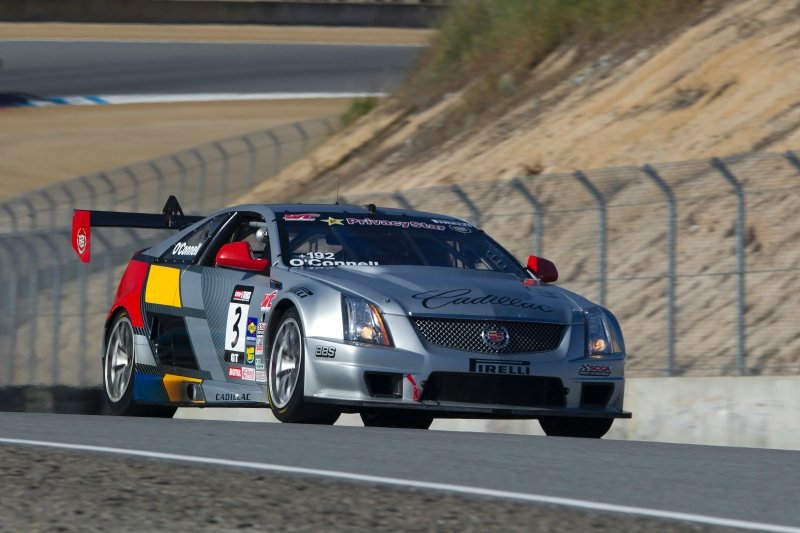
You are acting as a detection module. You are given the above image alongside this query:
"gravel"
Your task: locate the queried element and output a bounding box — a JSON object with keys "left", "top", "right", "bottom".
{"left": 0, "top": 445, "right": 734, "bottom": 532}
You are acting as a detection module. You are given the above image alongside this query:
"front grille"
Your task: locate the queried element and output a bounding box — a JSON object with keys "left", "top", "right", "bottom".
{"left": 411, "top": 317, "right": 565, "bottom": 354}
{"left": 421, "top": 373, "right": 566, "bottom": 408}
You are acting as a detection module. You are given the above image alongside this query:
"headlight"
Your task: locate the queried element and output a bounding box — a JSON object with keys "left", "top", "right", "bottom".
{"left": 342, "top": 296, "right": 392, "bottom": 346}
{"left": 584, "top": 307, "right": 622, "bottom": 357}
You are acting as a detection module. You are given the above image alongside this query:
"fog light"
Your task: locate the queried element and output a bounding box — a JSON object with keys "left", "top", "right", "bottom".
{"left": 591, "top": 338, "right": 607, "bottom": 353}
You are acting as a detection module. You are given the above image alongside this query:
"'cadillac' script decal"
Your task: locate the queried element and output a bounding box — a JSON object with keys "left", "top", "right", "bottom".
{"left": 412, "top": 289, "right": 553, "bottom": 312}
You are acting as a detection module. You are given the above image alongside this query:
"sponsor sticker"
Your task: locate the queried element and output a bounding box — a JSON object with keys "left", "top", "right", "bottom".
{"left": 345, "top": 218, "right": 445, "bottom": 231}
{"left": 225, "top": 303, "right": 249, "bottom": 353}
{"left": 172, "top": 241, "right": 202, "bottom": 256}
{"left": 225, "top": 351, "right": 244, "bottom": 364}
{"left": 246, "top": 317, "right": 258, "bottom": 342}
{"left": 215, "top": 392, "right": 252, "bottom": 401}
{"left": 469, "top": 358, "right": 531, "bottom": 376}
{"left": 578, "top": 364, "right": 612, "bottom": 377}
{"left": 242, "top": 367, "right": 256, "bottom": 381}
{"left": 261, "top": 290, "right": 277, "bottom": 310}
{"left": 245, "top": 345, "right": 255, "bottom": 365}
{"left": 255, "top": 335, "right": 264, "bottom": 356}
{"left": 257, "top": 322, "right": 267, "bottom": 334}
{"left": 314, "top": 345, "right": 336, "bottom": 358}
{"left": 255, "top": 357, "right": 264, "bottom": 371}
{"left": 412, "top": 288, "right": 553, "bottom": 313}
{"left": 284, "top": 213, "right": 320, "bottom": 221}
{"left": 76, "top": 227, "right": 87, "bottom": 255}
{"left": 255, "top": 370, "right": 267, "bottom": 383}
{"left": 288, "top": 287, "right": 314, "bottom": 298}
{"left": 231, "top": 285, "right": 253, "bottom": 304}
{"left": 323, "top": 217, "right": 344, "bottom": 226}
{"left": 227, "top": 366, "right": 243, "bottom": 379}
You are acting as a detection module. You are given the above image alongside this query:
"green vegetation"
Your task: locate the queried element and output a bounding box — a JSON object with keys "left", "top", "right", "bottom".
{"left": 340, "top": 97, "right": 379, "bottom": 128}
{"left": 406, "top": 0, "right": 715, "bottom": 106}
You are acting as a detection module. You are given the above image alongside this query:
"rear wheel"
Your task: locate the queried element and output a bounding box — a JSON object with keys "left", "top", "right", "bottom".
{"left": 360, "top": 410, "right": 434, "bottom": 430}
{"left": 268, "top": 309, "right": 339, "bottom": 425}
{"left": 539, "top": 416, "right": 613, "bottom": 438}
{"left": 103, "top": 312, "right": 176, "bottom": 418}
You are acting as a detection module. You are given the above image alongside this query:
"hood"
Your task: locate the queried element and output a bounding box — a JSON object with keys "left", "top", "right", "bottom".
{"left": 293, "top": 265, "right": 577, "bottom": 323}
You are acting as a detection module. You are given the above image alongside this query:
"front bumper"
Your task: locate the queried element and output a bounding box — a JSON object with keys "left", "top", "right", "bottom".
{"left": 303, "top": 336, "right": 628, "bottom": 419}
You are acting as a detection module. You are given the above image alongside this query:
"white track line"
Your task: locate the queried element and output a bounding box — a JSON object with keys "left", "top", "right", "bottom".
{"left": 0, "top": 38, "right": 426, "bottom": 47}
{"left": 1, "top": 437, "right": 798, "bottom": 532}
{"left": 18, "top": 92, "right": 387, "bottom": 107}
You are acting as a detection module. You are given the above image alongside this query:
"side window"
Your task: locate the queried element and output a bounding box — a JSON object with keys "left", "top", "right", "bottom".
{"left": 225, "top": 215, "right": 270, "bottom": 260}
{"left": 160, "top": 213, "right": 230, "bottom": 263}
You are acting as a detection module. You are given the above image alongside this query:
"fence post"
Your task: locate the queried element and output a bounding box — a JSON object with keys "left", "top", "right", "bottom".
{"left": 0, "top": 240, "right": 18, "bottom": 385}
{"left": 172, "top": 155, "right": 187, "bottom": 201}
{"left": 21, "top": 196, "right": 37, "bottom": 231}
{"left": 243, "top": 135, "right": 257, "bottom": 189}
{"left": 642, "top": 165, "right": 677, "bottom": 377}
{"left": 449, "top": 185, "right": 481, "bottom": 227}
{"left": 711, "top": 158, "right": 746, "bottom": 376}
{"left": 784, "top": 150, "right": 800, "bottom": 172}
{"left": 123, "top": 166, "right": 140, "bottom": 212}
{"left": 38, "top": 190, "right": 57, "bottom": 229}
{"left": 2, "top": 203, "right": 19, "bottom": 233}
{"left": 511, "top": 178, "right": 544, "bottom": 257}
{"left": 40, "top": 234, "right": 63, "bottom": 385}
{"left": 391, "top": 192, "right": 414, "bottom": 211}
{"left": 213, "top": 142, "right": 229, "bottom": 207}
{"left": 79, "top": 176, "right": 98, "bottom": 210}
{"left": 97, "top": 172, "right": 117, "bottom": 210}
{"left": 149, "top": 161, "right": 165, "bottom": 210}
{"left": 295, "top": 123, "right": 310, "bottom": 156}
{"left": 191, "top": 149, "right": 207, "bottom": 211}
{"left": 266, "top": 130, "right": 282, "bottom": 177}
{"left": 18, "top": 238, "right": 40, "bottom": 384}
{"left": 60, "top": 183, "right": 77, "bottom": 224}
{"left": 573, "top": 171, "right": 606, "bottom": 306}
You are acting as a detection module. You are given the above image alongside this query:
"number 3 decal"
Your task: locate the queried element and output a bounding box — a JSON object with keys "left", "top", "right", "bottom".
{"left": 230, "top": 307, "right": 242, "bottom": 348}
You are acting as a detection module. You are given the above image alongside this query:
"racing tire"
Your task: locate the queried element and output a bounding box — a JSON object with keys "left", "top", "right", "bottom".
{"left": 103, "top": 312, "right": 176, "bottom": 418}
{"left": 268, "top": 308, "right": 340, "bottom": 425}
{"left": 360, "top": 410, "right": 434, "bottom": 430}
{"left": 538, "top": 416, "right": 613, "bottom": 438}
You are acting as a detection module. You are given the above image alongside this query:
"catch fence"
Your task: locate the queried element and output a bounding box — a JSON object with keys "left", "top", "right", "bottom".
{"left": 0, "top": 130, "right": 798, "bottom": 385}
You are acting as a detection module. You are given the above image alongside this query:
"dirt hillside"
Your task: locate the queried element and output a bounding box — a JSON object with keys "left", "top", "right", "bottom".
{"left": 247, "top": 0, "right": 800, "bottom": 376}
{"left": 251, "top": 0, "right": 800, "bottom": 200}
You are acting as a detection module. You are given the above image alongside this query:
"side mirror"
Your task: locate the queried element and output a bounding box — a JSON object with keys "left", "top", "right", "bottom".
{"left": 526, "top": 255, "right": 558, "bottom": 283}
{"left": 216, "top": 242, "right": 269, "bottom": 272}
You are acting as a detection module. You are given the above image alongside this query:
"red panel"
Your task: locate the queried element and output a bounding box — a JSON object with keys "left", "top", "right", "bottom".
{"left": 215, "top": 241, "right": 269, "bottom": 272}
{"left": 108, "top": 259, "right": 149, "bottom": 328}
{"left": 526, "top": 255, "right": 559, "bottom": 283}
{"left": 72, "top": 210, "right": 91, "bottom": 263}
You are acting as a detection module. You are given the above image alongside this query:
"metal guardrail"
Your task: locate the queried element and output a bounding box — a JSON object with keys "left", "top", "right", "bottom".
{"left": 1, "top": 133, "right": 798, "bottom": 385}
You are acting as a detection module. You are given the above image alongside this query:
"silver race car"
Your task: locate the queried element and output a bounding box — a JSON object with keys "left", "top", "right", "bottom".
{"left": 72, "top": 198, "right": 630, "bottom": 438}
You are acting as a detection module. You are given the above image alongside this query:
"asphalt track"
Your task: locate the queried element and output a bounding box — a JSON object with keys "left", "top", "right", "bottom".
{"left": 0, "top": 40, "right": 421, "bottom": 97}
{"left": 1, "top": 413, "right": 798, "bottom": 532}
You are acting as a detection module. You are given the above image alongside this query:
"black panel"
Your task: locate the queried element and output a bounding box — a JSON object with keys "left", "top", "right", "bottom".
{"left": 364, "top": 372, "right": 403, "bottom": 398}
{"left": 580, "top": 383, "right": 614, "bottom": 408}
{"left": 421, "top": 373, "right": 566, "bottom": 408}
{"left": 148, "top": 313, "right": 199, "bottom": 370}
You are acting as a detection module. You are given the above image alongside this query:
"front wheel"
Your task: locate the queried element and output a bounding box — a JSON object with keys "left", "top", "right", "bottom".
{"left": 268, "top": 309, "right": 339, "bottom": 425}
{"left": 360, "top": 410, "right": 433, "bottom": 430}
{"left": 539, "top": 416, "right": 613, "bottom": 438}
{"left": 103, "top": 312, "right": 176, "bottom": 418}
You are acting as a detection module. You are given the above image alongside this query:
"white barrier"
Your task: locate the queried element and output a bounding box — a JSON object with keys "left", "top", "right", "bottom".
{"left": 176, "top": 376, "right": 800, "bottom": 450}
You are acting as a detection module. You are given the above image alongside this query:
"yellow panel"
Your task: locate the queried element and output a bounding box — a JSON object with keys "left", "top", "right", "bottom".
{"left": 144, "top": 265, "right": 182, "bottom": 307}
{"left": 163, "top": 374, "right": 203, "bottom": 404}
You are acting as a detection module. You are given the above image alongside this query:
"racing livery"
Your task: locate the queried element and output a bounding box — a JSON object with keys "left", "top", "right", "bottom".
{"left": 73, "top": 198, "right": 630, "bottom": 438}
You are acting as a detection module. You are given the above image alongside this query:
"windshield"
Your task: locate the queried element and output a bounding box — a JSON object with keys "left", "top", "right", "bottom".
{"left": 277, "top": 212, "right": 528, "bottom": 277}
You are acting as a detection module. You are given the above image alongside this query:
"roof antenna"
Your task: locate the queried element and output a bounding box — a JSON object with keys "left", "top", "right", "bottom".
{"left": 334, "top": 176, "right": 341, "bottom": 205}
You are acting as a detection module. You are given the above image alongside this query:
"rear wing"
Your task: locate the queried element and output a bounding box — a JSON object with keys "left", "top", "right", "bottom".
{"left": 72, "top": 196, "right": 205, "bottom": 263}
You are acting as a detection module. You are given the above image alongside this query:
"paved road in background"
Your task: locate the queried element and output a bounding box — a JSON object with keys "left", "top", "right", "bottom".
{"left": 0, "top": 40, "right": 421, "bottom": 96}
{"left": 1, "top": 413, "right": 798, "bottom": 531}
